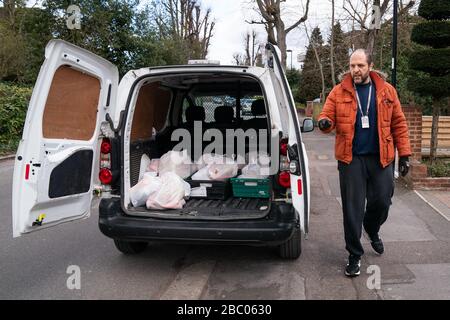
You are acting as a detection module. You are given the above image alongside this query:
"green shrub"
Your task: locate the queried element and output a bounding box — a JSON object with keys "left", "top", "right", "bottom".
{"left": 411, "top": 21, "right": 450, "bottom": 48}
{"left": 0, "top": 82, "right": 32, "bottom": 154}
{"left": 424, "top": 159, "right": 450, "bottom": 177}
{"left": 409, "top": 48, "right": 450, "bottom": 76}
{"left": 407, "top": 72, "right": 450, "bottom": 98}
{"left": 418, "top": 0, "right": 450, "bottom": 20}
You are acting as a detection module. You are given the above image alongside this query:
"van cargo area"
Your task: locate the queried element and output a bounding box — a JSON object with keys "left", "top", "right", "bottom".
{"left": 123, "top": 72, "right": 287, "bottom": 219}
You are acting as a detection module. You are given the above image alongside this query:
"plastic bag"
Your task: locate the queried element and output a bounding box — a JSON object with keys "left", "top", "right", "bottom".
{"left": 129, "top": 172, "right": 162, "bottom": 207}
{"left": 138, "top": 154, "right": 151, "bottom": 181}
{"left": 193, "top": 153, "right": 238, "bottom": 180}
{"left": 208, "top": 162, "right": 238, "bottom": 180}
{"left": 148, "top": 159, "right": 160, "bottom": 173}
{"left": 191, "top": 166, "right": 211, "bottom": 180}
{"left": 238, "top": 151, "right": 270, "bottom": 178}
{"left": 146, "top": 172, "right": 191, "bottom": 210}
{"left": 158, "top": 150, "right": 195, "bottom": 179}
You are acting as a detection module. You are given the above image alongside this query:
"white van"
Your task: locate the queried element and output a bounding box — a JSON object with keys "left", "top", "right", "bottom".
{"left": 12, "top": 40, "right": 313, "bottom": 259}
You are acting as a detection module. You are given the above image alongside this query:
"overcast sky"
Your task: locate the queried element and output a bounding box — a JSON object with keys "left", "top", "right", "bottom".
{"left": 201, "top": 0, "right": 336, "bottom": 68}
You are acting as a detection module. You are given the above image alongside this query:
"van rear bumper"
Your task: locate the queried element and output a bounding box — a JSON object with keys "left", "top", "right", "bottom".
{"left": 98, "top": 198, "right": 297, "bottom": 245}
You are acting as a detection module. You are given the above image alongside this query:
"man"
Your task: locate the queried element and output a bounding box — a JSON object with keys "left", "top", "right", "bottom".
{"left": 318, "top": 49, "right": 411, "bottom": 277}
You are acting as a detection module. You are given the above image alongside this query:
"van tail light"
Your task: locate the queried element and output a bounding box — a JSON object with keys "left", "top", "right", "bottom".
{"left": 100, "top": 138, "right": 112, "bottom": 185}
{"left": 99, "top": 168, "right": 113, "bottom": 185}
{"left": 278, "top": 171, "right": 291, "bottom": 188}
{"left": 278, "top": 138, "right": 291, "bottom": 189}
{"left": 101, "top": 138, "right": 112, "bottom": 154}
{"left": 280, "top": 138, "right": 288, "bottom": 156}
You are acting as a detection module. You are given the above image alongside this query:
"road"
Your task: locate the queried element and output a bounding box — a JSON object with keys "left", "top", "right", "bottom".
{"left": 1, "top": 129, "right": 450, "bottom": 300}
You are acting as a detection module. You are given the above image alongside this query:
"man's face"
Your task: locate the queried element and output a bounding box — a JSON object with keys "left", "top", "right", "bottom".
{"left": 350, "top": 52, "right": 372, "bottom": 84}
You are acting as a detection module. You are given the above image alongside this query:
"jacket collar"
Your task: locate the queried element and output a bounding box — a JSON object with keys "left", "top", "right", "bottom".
{"left": 341, "top": 71, "right": 386, "bottom": 95}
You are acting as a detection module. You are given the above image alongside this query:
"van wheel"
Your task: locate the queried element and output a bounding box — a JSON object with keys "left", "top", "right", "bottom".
{"left": 278, "top": 227, "right": 302, "bottom": 259}
{"left": 114, "top": 240, "right": 148, "bottom": 254}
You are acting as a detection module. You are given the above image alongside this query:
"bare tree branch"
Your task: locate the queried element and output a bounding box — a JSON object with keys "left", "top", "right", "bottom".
{"left": 285, "top": 0, "right": 310, "bottom": 33}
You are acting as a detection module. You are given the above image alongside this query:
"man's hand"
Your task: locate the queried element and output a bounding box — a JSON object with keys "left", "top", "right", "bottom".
{"left": 399, "top": 156, "right": 410, "bottom": 177}
{"left": 318, "top": 118, "right": 332, "bottom": 131}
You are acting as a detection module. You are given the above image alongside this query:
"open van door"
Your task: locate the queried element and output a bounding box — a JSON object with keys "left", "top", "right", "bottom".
{"left": 12, "top": 40, "right": 118, "bottom": 237}
{"left": 265, "top": 43, "right": 310, "bottom": 236}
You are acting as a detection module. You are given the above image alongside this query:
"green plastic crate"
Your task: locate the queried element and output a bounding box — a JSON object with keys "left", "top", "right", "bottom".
{"left": 230, "top": 178, "right": 271, "bottom": 198}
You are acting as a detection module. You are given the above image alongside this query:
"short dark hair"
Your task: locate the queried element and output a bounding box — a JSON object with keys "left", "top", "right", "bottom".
{"left": 351, "top": 49, "right": 373, "bottom": 65}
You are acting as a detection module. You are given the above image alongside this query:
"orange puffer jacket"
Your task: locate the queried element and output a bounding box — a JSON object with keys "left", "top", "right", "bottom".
{"left": 318, "top": 71, "right": 411, "bottom": 168}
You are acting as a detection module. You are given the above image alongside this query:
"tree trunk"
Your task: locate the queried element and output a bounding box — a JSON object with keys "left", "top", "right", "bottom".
{"left": 330, "top": 0, "right": 336, "bottom": 86}
{"left": 429, "top": 99, "right": 441, "bottom": 165}
{"left": 276, "top": 21, "right": 287, "bottom": 70}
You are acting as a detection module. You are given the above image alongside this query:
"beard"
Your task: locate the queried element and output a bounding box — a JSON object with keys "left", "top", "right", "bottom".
{"left": 352, "top": 72, "right": 370, "bottom": 84}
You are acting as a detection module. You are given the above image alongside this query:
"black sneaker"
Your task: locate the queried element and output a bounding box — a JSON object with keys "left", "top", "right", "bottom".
{"left": 369, "top": 234, "right": 384, "bottom": 255}
{"left": 345, "top": 255, "right": 361, "bottom": 277}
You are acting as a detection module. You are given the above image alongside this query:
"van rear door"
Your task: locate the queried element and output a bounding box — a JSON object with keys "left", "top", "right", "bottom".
{"left": 265, "top": 43, "right": 310, "bottom": 236}
{"left": 12, "top": 40, "right": 118, "bottom": 237}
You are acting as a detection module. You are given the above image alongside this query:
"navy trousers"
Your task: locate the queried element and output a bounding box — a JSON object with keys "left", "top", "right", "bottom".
{"left": 338, "top": 155, "right": 394, "bottom": 257}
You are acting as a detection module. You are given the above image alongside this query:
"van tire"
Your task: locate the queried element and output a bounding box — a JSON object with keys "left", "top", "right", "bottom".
{"left": 114, "top": 240, "right": 148, "bottom": 254}
{"left": 278, "top": 227, "right": 302, "bottom": 259}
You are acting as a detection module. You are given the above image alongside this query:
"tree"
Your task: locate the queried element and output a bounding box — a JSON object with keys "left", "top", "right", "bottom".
{"left": 330, "top": 0, "right": 336, "bottom": 86}
{"left": 297, "top": 26, "right": 325, "bottom": 103}
{"left": 152, "top": 0, "right": 215, "bottom": 61}
{"left": 324, "top": 22, "right": 348, "bottom": 89}
{"left": 342, "top": 0, "right": 416, "bottom": 56}
{"left": 233, "top": 30, "right": 263, "bottom": 66}
{"left": 250, "top": 0, "right": 310, "bottom": 69}
{"left": 408, "top": 0, "right": 450, "bottom": 164}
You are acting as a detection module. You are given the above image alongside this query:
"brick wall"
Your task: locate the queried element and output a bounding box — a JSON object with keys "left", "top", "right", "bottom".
{"left": 402, "top": 105, "right": 422, "bottom": 162}
{"left": 401, "top": 105, "right": 450, "bottom": 190}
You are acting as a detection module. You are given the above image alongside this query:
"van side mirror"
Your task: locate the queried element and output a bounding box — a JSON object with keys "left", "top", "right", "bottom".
{"left": 301, "top": 118, "right": 314, "bottom": 133}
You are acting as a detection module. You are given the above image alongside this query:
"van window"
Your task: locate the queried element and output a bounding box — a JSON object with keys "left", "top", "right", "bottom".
{"left": 181, "top": 94, "right": 236, "bottom": 123}
{"left": 42, "top": 65, "right": 100, "bottom": 140}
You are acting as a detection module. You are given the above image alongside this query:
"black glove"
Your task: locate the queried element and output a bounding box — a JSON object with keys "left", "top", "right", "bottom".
{"left": 318, "top": 118, "right": 332, "bottom": 131}
{"left": 399, "top": 156, "right": 410, "bottom": 177}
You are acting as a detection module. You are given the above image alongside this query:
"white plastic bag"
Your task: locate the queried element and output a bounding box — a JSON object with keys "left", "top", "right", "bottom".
{"left": 146, "top": 172, "right": 191, "bottom": 210}
{"left": 129, "top": 172, "right": 162, "bottom": 207}
{"left": 238, "top": 151, "right": 270, "bottom": 178}
{"left": 208, "top": 162, "right": 238, "bottom": 180}
{"left": 194, "top": 153, "right": 238, "bottom": 180}
{"left": 138, "top": 154, "right": 151, "bottom": 181}
{"left": 158, "top": 150, "right": 195, "bottom": 179}
{"left": 191, "top": 166, "right": 211, "bottom": 180}
{"left": 148, "top": 158, "right": 160, "bottom": 173}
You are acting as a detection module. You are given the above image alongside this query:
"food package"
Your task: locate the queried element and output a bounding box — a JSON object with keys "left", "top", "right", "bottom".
{"left": 146, "top": 172, "right": 191, "bottom": 210}
{"left": 129, "top": 172, "right": 162, "bottom": 207}
{"left": 158, "top": 150, "right": 195, "bottom": 179}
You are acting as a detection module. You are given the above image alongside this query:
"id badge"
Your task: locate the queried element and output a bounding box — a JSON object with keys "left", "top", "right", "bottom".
{"left": 361, "top": 116, "right": 370, "bottom": 128}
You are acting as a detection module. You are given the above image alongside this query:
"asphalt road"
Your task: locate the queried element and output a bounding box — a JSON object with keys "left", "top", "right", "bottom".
{"left": 1, "top": 129, "right": 449, "bottom": 300}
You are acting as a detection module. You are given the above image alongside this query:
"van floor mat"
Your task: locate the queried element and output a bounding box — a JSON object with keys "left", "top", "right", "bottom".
{"left": 182, "top": 197, "right": 271, "bottom": 217}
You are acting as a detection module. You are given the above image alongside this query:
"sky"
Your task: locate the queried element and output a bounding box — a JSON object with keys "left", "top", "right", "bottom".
{"left": 201, "top": 0, "right": 335, "bottom": 68}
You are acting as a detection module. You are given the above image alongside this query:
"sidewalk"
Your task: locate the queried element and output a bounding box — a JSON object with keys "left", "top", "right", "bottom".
{"left": 0, "top": 154, "right": 15, "bottom": 161}
{"left": 303, "top": 128, "right": 450, "bottom": 299}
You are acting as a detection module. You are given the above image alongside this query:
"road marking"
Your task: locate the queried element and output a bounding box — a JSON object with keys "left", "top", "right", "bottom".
{"left": 160, "top": 260, "right": 216, "bottom": 299}
{"left": 414, "top": 190, "right": 450, "bottom": 222}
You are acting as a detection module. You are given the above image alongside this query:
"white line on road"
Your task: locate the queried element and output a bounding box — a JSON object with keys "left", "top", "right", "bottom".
{"left": 414, "top": 190, "right": 450, "bottom": 222}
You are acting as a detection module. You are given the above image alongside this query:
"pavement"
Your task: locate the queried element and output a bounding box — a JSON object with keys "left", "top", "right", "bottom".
{"left": 1, "top": 129, "right": 450, "bottom": 300}
{"left": 304, "top": 128, "right": 450, "bottom": 300}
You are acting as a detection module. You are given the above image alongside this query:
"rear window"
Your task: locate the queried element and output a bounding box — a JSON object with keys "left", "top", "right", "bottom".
{"left": 181, "top": 94, "right": 265, "bottom": 123}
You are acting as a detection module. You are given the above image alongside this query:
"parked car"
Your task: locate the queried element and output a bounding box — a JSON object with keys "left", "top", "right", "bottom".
{"left": 12, "top": 40, "right": 314, "bottom": 259}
